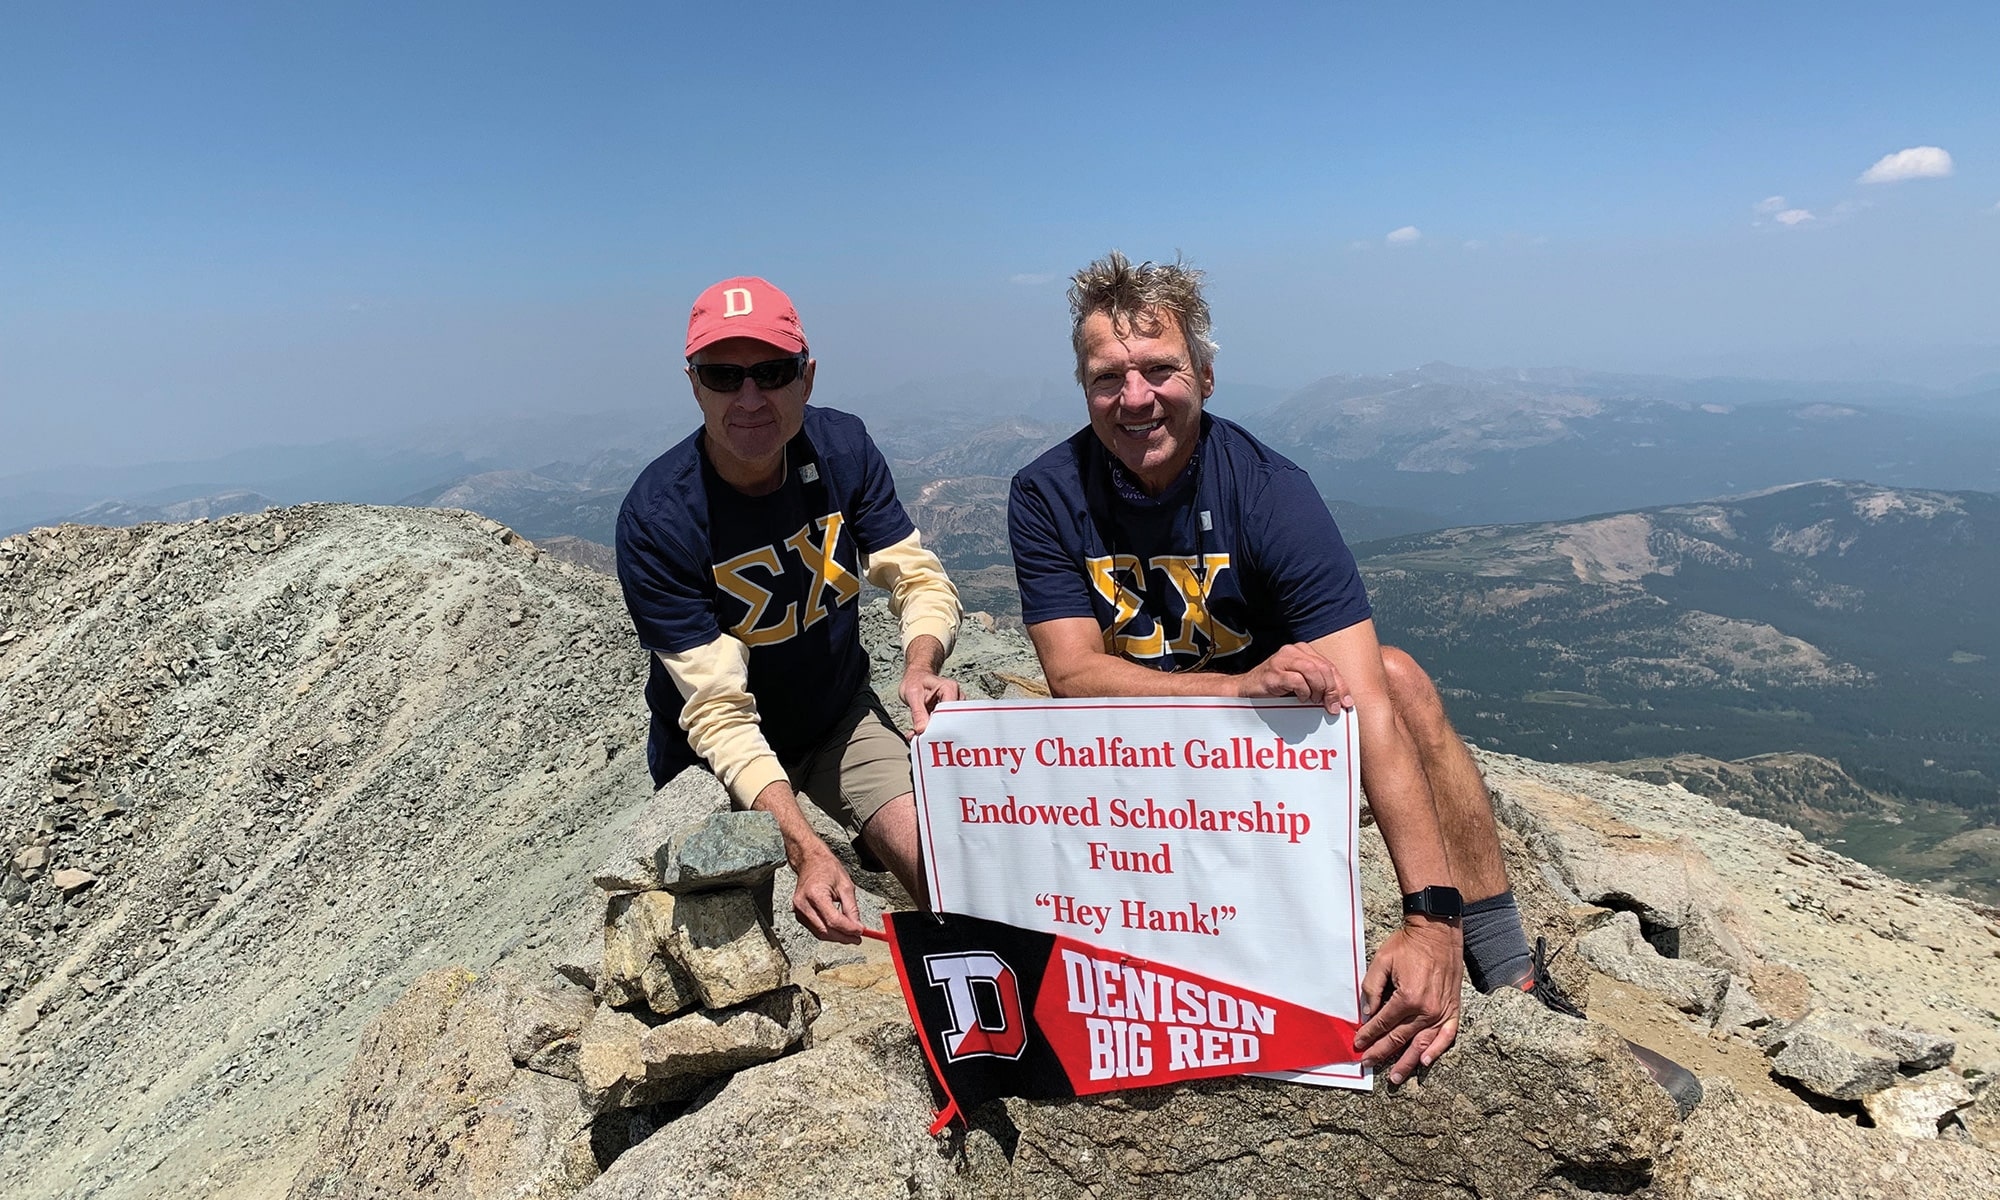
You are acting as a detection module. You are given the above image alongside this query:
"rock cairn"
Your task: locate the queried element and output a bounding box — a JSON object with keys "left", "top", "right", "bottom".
{"left": 566, "top": 809, "right": 820, "bottom": 1114}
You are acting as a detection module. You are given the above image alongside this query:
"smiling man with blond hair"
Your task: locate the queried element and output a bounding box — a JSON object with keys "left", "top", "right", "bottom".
{"left": 1006, "top": 252, "right": 1699, "bottom": 1110}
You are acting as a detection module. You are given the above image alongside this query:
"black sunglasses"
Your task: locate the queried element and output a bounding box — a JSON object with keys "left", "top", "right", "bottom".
{"left": 691, "top": 355, "right": 807, "bottom": 393}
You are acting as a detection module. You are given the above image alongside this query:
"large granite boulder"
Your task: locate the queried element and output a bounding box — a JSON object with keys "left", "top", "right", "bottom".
{"left": 575, "top": 1020, "right": 955, "bottom": 1200}
{"left": 580, "top": 988, "right": 1682, "bottom": 1200}
{"left": 288, "top": 967, "right": 602, "bottom": 1200}
{"left": 990, "top": 988, "right": 1678, "bottom": 1199}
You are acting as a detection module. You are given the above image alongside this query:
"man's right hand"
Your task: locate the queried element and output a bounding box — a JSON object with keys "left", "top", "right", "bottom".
{"left": 789, "top": 835, "right": 865, "bottom": 944}
{"left": 1233, "top": 642, "right": 1354, "bottom": 712}
{"left": 750, "top": 778, "right": 866, "bottom": 944}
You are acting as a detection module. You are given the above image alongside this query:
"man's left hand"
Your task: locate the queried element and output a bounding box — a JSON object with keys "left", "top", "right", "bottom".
{"left": 1352, "top": 916, "right": 1463, "bottom": 1085}
{"left": 899, "top": 668, "right": 962, "bottom": 735}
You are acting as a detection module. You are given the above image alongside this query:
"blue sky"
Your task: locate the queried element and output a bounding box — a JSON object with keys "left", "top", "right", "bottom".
{"left": 3, "top": 2, "right": 1996, "bottom": 472}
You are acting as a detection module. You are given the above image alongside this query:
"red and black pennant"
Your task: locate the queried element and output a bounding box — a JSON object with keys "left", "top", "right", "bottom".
{"left": 875, "top": 911, "right": 1362, "bottom": 1132}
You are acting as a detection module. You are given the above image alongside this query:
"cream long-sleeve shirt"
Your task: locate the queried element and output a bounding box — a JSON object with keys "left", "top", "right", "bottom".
{"left": 658, "top": 529, "right": 959, "bottom": 807}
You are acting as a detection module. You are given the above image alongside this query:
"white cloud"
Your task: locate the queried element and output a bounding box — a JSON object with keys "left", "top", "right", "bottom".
{"left": 1775, "top": 209, "right": 1814, "bottom": 226}
{"left": 1463, "top": 239, "right": 1485, "bottom": 251}
{"left": 1754, "top": 195, "right": 1788, "bottom": 215}
{"left": 1385, "top": 225, "right": 1422, "bottom": 245}
{"left": 1858, "top": 146, "right": 1954, "bottom": 184}
{"left": 1008, "top": 272, "right": 1057, "bottom": 286}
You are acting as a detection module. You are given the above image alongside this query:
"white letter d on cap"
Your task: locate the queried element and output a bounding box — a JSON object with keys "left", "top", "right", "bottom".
{"left": 723, "top": 287, "right": 753, "bottom": 318}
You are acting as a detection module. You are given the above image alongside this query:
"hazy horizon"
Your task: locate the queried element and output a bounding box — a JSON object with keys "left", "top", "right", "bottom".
{"left": 9, "top": 346, "right": 2000, "bottom": 483}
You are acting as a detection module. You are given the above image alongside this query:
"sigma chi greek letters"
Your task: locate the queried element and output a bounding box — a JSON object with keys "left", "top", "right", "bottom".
{"left": 710, "top": 511, "right": 860, "bottom": 647}
{"left": 1085, "top": 551, "right": 1252, "bottom": 661}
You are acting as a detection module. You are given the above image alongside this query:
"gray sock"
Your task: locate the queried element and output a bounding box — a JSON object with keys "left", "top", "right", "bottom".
{"left": 1462, "top": 890, "right": 1533, "bottom": 992}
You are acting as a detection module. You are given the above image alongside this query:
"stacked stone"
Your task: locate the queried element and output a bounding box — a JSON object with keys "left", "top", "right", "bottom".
{"left": 521, "top": 810, "right": 820, "bottom": 1116}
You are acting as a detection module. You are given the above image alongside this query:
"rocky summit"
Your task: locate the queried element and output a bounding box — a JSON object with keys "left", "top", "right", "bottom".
{"left": 3, "top": 504, "right": 1999, "bottom": 1199}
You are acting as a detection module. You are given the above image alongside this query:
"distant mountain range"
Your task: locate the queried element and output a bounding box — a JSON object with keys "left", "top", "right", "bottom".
{"left": 1357, "top": 479, "right": 2000, "bottom": 830}
{"left": 1259, "top": 364, "right": 2000, "bottom": 525}
{"left": 11, "top": 363, "right": 1998, "bottom": 541}
{"left": 60, "top": 488, "right": 279, "bottom": 526}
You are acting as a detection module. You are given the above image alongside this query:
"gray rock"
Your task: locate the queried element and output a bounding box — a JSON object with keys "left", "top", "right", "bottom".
{"left": 1865, "top": 1022, "right": 1957, "bottom": 1073}
{"left": 1964, "top": 1075, "right": 2000, "bottom": 1149}
{"left": 660, "top": 887, "right": 791, "bottom": 1010}
{"left": 549, "top": 904, "right": 602, "bottom": 993}
{"left": 575, "top": 1018, "right": 959, "bottom": 1200}
{"left": 593, "top": 792, "right": 730, "bottom": 893}
{"left": 637, "top": 985, "right": 821, "bottom": 1093}
{"left": 999, "top": 988, "right": 1679, "bottom": 1198}
{"left": 1577, "top": 910, "right": 1731, "bottom": 1016}
{"left": 657, "top": 810, "right": 785, "bottom": 895}
{"left": 600, "top": 891, "right": 698, "bottom": 1017}
{"left": 813, "top": 940, "right": 869, "bottom": 972}
{"left": 572, "top": 986, "right": 822, "bottom": 1115}
{"left": 1864, "top": 1070, "right": 1974, "bottom": 1139}
{"left": 51, "top": 867, "right": 98, "bottom": 897}
{"left": 1765, "top": 1010, "right": 1903, "bottom": 1100}
{"left": 1666, "top": 1077, "right": 2000, "bottom": 1198}
{"left": 523, "top": 1034, "right": 584, "bottom": 1084}
{"left": 1712, "top": 974, "right": 1773, "bottom": 1033}
{"left": 1495, "top": 788, "right": 1758, "bottom": 976}
{"left": 500, "top": 976, "right": 594, "bottom": 1065}
{"left": 576, "top": 1005, "right": 652, "bottom": 1114}
{"left": 285, "top": 967, "right": 601, "bottom": 1200}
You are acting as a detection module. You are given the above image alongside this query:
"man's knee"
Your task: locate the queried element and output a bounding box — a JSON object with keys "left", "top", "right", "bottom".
{"left": 1381, "top": 645, "right": 1441, "bottom": 712}
{"left": 860, "top": 794, "right": 926, "bottom": 894}
{"left": 1381, "top": 645, "right": 1460, "bottom": 747}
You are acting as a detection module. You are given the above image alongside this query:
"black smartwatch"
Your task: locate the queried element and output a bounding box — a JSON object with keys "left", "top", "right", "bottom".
{"left": 1401, "top": 886, "right": 1464, "bottom": 920}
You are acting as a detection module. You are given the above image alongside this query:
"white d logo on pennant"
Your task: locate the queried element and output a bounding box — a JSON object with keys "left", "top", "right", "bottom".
{"left": 723, "top": 287, "right": 754, "bottom": 318}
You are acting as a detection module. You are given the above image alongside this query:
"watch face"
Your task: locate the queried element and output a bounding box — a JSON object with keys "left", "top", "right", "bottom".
{"left": 1405, "top": 887, "right": 1463, "bottom": 918}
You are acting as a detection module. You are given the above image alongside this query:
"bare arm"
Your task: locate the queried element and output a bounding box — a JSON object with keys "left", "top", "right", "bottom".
{"left": 744, "top": 778, "right": 864, "bottom": 944}
{"left": 1025, "top": 617, "right": 1354, "bottom": 711}
{"left": 1304, "top": 620, "right": 1463, "bottom": 1084}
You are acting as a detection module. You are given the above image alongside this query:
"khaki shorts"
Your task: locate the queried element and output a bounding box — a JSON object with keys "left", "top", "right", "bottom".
{"left": 784, "top": 689, "right": 914, "bottom": 846}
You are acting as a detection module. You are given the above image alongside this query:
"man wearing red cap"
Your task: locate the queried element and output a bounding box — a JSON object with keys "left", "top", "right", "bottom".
{"left": 616, "top": 276, "right": 963, "bottom": 942}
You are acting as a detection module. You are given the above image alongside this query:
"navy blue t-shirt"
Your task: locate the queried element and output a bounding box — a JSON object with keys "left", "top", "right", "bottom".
{"left": 1008, "top": 414, "right": 1371, "bottom": 673}
{"left": 616, "top": 406, "right": 916, "bottom": 786}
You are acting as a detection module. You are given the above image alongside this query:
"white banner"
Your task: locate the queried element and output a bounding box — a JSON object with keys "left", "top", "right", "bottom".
{"left": 911, "top": 696, "right": 1369, "bottom": 1089}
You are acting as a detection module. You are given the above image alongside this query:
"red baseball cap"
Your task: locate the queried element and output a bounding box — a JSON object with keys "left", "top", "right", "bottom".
{"left": 684, "top": 276, "right": 808, "bottom": 358}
